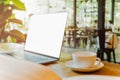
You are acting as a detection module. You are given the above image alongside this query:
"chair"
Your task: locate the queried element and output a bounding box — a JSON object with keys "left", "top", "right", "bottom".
{"left": 103, "top": 32, "right": 118, "bottom": 63}
{"left": 76, "top": 30, "right": 88, "bottom": 48}
{"left": 104, "top": 47, "right": 116, "bottom": 63}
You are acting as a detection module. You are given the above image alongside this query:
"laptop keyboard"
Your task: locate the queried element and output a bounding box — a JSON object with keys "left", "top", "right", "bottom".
{"left": 24, "top": 51, "right": 57, "bottom": 63}
{"left": 0, "top": 51, "right": 57, "bottom": 63}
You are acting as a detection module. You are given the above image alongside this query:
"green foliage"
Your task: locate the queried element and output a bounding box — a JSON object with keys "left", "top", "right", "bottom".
{"left": 10, "top": 0, "right": 26, "bottom": 11}
{"left": 0, "top": 0, "right": 26, "bottom": 43}
{"left": 0, "top": 0, "right": 26, "bottom": 25}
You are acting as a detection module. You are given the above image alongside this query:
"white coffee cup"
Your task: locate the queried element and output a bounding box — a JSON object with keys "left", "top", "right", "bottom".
{"left": 72, "top": 51, "right": 101, "bottom": 68}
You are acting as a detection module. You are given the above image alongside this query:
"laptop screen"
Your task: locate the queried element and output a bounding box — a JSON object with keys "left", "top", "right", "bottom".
{"left": 25, "top": 12, "right": 68, "bottom": 58}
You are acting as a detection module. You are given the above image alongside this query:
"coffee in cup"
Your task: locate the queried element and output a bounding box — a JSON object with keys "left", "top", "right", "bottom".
{"left": 72, "top": 51, "right": 101, "bottom": 68}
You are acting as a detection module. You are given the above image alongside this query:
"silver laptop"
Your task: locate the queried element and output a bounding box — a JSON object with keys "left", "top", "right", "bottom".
{"left": 24, "top": 12, "right": 68, "bottom": 64}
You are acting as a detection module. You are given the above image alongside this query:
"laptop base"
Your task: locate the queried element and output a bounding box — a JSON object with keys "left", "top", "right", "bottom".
{"left": 0, "top": 51, "right": 58, "bottom": 64}
{"left": 24, "top": 51, "right": 58, "bottom": 64}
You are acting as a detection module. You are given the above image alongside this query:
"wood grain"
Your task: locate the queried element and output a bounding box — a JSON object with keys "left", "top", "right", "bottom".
{"left": 0, "top": 55, "right": 61, "bottom": 80}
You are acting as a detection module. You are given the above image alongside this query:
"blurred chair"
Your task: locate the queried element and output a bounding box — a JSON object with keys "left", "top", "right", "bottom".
{"left": 97, "top": 29, "right": 118, "bottom": 63}
{"left": 104, "top": 32, "right": 118, "bottom": 63}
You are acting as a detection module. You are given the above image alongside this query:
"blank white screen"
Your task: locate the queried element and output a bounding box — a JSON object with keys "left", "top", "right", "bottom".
{"left": 25, "top": 12, "right": 67, "bottom": 58}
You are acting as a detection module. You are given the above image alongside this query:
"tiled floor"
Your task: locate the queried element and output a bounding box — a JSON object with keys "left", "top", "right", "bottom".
{"left": 60, "top": 41, "right": 120, "bottom": 63}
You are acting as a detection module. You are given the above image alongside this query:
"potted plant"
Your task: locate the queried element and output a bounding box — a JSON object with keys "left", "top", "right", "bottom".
{"left": 0, "top": 0, "right": 26, "bottom": 43}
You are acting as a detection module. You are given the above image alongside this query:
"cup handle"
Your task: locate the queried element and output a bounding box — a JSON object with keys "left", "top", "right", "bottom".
{"left": 96, "top": 58, "right": 101, "bottom": 65}
{"left": 91, "top": 58, "right": 101, "bottom": 68}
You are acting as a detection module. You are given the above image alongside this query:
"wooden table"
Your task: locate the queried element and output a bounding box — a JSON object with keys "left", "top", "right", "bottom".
{"left": 0, "top": 55, "right": 61, "bottom": 80}
{"left": 0, "top": 43, "right": 61, "bottom": 80}
{"left": 0, "top": 43, "right": 120, "bottom": 79}
{"left": 47, "top": 61, "right": 120, "bottom": 78}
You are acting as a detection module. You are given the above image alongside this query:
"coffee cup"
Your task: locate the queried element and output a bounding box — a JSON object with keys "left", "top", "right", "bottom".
{"left": 72, "top": 51, "right": 101, "bottom": 68}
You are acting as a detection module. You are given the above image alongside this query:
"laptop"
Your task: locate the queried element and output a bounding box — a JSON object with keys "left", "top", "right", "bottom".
{"left": 24, "top": 12, "right": 68, "bottom": 64}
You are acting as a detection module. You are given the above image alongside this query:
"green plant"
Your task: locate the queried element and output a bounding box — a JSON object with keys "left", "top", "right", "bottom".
{"left": 0, "top": 0, "right": 26, "bottom": 43}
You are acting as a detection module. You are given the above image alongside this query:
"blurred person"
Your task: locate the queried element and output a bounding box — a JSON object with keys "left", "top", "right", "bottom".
{"left": 92, "top": 20, "right": 98, "bottom": 29}
{"left": 105, "top": 20, "right": 114, "bottom": 32}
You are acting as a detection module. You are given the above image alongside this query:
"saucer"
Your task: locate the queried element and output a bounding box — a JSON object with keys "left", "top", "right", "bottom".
{"left": 65, "top": 60, "right": 104, "bottom": 72}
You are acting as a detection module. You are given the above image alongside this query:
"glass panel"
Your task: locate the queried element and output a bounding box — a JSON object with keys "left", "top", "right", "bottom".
{"left": 114, "top": 1, "right": 120, "bottom": 31}
{"left": 49, "top": 0, "right": 66, "bottom": 12}
{"left": 66, "top": 0, "right": 74, "bottom": 26}
{"left": 24, "top": 0, "right": 49, "bottom": 14}
{"left": 105, "top": 0, "right": 112, "bottom": 24}
{"left": 76, "top": 0, "right": 98, "bottom": 28}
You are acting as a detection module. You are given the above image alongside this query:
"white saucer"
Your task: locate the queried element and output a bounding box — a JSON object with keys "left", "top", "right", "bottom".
{"left": 65, "top": 60, "right": 104, "bottom": 72}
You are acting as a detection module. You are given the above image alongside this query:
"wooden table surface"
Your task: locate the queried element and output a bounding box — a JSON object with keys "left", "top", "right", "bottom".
{"left": 47, "top": 61, "right": 120, "bottom": 78}
{"left": 0, "top": 43, "right": 120, "bottom": 79}
{"left": 0, "top": 55, "right": 61, "bottom": 80}
{"left": 0, "top": 55, "right": 120, "bottom": 80}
